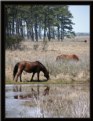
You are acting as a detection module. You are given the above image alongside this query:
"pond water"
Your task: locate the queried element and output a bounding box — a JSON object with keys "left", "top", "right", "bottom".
{"left": 5, "top": 84, "right": 90, "bottom": 118}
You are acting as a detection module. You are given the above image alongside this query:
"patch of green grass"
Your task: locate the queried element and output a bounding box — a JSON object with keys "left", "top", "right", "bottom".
{"left": 5, "top": 79, "right": 88, "bottom": 85}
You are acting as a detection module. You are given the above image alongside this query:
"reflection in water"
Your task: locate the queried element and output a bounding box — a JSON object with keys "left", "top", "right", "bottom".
{"left": 43, "top": 86, "right": 50, "bottom": 96}
{"left": 14, "top": 94, "right": 32, "bottom": 99}
{"left": 13, "top": 85, "right": 50, "bottom": 100}
{"left": 13, "top": 85, "right": 22, "bottom": 92}
{"left": 6, "top": 84, "right": 89, "bottom": 118}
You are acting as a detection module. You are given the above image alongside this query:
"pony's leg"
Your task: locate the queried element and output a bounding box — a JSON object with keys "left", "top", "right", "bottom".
{"left": 30, "top": 72, "right": 35, "bottom": 82}
{"left": 20, "top": 74, "right": 22, "bottom": 82}
{"left": 14, "top": 74, "right": 19, "bottom": 82}
{"left": 37, "top": 72, "right": 40, "bottom": 82}
{"left": 15, "top": 69, "right": 23, "bottom": 82}
{"left": 19, "top": 71, "right": 23, "bottom": 82}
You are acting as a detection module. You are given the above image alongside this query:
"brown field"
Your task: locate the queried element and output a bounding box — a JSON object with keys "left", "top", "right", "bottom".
{"left": 5, "top": 36, "right": 90, "bottom": 84}
{"left": 5, "top": 36, "right": 90, "bottom": 118}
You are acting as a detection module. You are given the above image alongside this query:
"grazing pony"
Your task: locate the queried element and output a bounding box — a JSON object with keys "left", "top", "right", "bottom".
{"left": 84, "top": 40, "right": 87, "bottom": 43}
{"left": 56, "top": 54, "right": 79, "bottom": 61}
{"left": 13, "top": 61, "right": 49, "bottom": 82}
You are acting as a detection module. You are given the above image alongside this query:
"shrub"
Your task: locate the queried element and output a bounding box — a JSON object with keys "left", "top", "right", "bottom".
{"left": 5, "top": 35, "right": 23, "bottom": 50}
{"left": 42, "top": 40, "right": 48, "bottom": 51}
{"left": 33, "top": 43, "right": 39, "bottom": 51}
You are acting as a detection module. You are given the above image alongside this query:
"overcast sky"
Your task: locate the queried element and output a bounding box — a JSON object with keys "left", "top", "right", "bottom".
{"left": 69, "top": 5, "right": 90, "bottom": 33}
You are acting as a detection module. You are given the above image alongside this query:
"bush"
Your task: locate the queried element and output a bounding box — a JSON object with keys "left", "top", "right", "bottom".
{"left": 42, "top": 40, "right": 48, "bottom": 51}
{"left": 33, "top": 43, "right": 39, "bottom": 51}
{"left": 5, "top": 35, "right": 23, "bottom": 50}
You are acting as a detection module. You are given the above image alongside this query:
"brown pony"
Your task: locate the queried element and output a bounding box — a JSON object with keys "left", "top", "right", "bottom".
{"left": 84, "top": 40, "right": 87, "bottom": 43}
{"left": 56, "top": 54, "right": 79, "bottom": 61}
{"left": 13, "top": 61, "right": 50, "bottom": 82}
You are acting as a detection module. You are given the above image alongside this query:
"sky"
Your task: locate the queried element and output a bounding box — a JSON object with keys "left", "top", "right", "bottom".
{"left": 69, "top": 5, "right": 90, "bottom": 33}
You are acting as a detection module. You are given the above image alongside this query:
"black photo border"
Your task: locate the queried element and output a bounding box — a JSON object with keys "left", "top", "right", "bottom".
{"left": 1, "top": 0, "right": 93, "bottom": 121}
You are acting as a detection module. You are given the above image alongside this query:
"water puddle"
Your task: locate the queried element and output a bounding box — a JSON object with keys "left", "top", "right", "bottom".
{"left": 5, "top": 84, "right": 90, "bottom": 118}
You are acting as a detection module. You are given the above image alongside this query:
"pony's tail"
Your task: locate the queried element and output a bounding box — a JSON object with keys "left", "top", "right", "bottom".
{"left": 13, "top": 62, "right": 19, "bottom": 80}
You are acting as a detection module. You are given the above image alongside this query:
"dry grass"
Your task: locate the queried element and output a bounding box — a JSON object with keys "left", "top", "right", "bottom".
{"left": 5, "top": 36, "right": 90, "bottom": 83}
{"left": 17, "top": 84, "right": 89, "bottom": 118}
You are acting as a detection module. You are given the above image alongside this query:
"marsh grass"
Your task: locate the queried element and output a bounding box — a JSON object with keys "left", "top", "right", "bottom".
{"left": 42, "top": 55, "right": 89, "bottom": 82}
{"left": 19, "top": 84, "right": 89, "bottom": 118}
{"left": 5, "top": 37, "right": 90, "bottom": 84}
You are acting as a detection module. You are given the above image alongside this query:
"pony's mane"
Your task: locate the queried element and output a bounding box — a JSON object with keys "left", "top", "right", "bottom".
{"left": 36, "top": 61, "right": 44, "bottom": 66}
{"left": 36, "top": 61, "right": 47, "bottom": 71}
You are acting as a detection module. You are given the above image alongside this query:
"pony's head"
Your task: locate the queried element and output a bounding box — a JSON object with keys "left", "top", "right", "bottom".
{"left": 73, "top": 55, "right": 79, "bottom": 61}
{"left": 44, "top": 71, "right": 50, "bottom": 80}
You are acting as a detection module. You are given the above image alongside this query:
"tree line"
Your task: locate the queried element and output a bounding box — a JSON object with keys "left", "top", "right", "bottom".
{"left": 5, "top": 5, "right": 75, "bottom": 43}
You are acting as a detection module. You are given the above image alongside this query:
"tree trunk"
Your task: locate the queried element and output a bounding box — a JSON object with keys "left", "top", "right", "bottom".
{"left": 16, "top": 19, "right": 20, "bottom": 36}
{"left": 4, "top": 7, "right": 8, "bottom": 36}
{"left": 48, "top": 26, "right": 51, "bottom": 41}
{"left": 61, "top": 16, "right": 64, "bottom": 41}
{"left": 43, "top": 13, "right": 47, "bottom": 41}
{"left": 52, "top": 27, "right": 55, "bottom": 39}
{"left": 31, "top": 25, "right": 34, "bottom": 41}
{"left": 38, "top": 24, "right": 42, "bottom": 40}
{"left": 57, "top": 24, "right": 60, "bottom": 41}
{"left": 12, "top": 16, "right": 15, "bottom": 35}
{"left": 34, "top": 15, "right": 38, "bottom": 41}
{"left": 20, "top": 19, "right": 23, "bottom": 37}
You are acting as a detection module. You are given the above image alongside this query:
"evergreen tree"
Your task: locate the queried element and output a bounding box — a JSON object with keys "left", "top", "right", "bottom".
{"left": 4, "top": 5, "right": 75, "bottom": 44}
